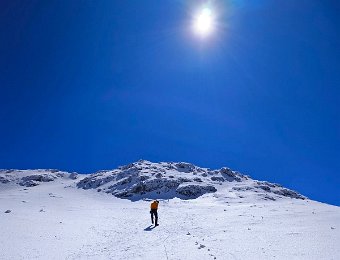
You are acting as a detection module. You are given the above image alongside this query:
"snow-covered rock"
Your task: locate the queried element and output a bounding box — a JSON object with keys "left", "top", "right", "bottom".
{"left": 0, "top": 161, "right": 306, "bottom": 201}
{"left": 76, "top": 160, "right": 306, "bottom": 201}
{"left": 0, "top": 169, "right": 76, "bottom": 187}
{"left": 0, "top": 175, "right": 13, "bottom": 184}
{"left": 69, "top": 172, "right": 78, "bottom": 180}
{"left": 19, "top": 174, "right": 57, "bottom": 187}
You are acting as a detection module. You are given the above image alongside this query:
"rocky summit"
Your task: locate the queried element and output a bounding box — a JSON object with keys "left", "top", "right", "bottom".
{"left": 76, "top": 160, "right": 306, "bottom": 201}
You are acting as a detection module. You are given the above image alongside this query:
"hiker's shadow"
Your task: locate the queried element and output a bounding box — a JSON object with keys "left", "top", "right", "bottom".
{"left": 144, "top": 225, "right": 155, "bottom": 231}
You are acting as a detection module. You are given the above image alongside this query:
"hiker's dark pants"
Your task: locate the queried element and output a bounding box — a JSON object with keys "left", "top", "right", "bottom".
{"left": 150, "top": 209, "right": 158, "bottom": 225}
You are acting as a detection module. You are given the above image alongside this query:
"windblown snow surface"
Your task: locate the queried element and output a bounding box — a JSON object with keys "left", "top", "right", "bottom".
{"left": 0, "top": 161, "right": 339, "bottom": 260}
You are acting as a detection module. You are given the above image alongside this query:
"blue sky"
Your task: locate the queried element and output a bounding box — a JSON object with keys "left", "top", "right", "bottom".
{"left": 0, "top": 1, "right": 339, "bottom": 205}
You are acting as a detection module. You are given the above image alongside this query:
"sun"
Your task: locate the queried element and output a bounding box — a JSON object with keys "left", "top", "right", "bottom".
{"left": 192, "top": 7, "right": 215, "bottom": 37}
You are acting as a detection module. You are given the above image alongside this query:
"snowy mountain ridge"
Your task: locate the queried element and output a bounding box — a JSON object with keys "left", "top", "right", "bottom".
{"left": 1, "top": 160, "right": 305, "bottom": 202}
{"left": 0, "top": 169, "right": 78, "bottom": 187}
{"left": 77, "top": 160, "right": 306, "bottom": 201}
{"left": 1, "top": 161, "right": 339, "bottom": 260}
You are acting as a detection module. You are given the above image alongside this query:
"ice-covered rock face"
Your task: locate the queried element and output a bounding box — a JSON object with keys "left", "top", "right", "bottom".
{"left": 76, "top": 160, "right": 306, "bottom": 201}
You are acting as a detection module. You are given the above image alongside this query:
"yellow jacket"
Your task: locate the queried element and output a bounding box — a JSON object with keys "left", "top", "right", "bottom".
{"left": 150, "top": 201, "right": 159, "bottom": 210}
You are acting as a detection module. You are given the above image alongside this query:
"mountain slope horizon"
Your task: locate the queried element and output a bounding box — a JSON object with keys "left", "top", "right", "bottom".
{"left": 2, "top": 159, "right": 307, "bottom": 203}
{"left": 1, "top": 159, "right": 339, "bottom": 259}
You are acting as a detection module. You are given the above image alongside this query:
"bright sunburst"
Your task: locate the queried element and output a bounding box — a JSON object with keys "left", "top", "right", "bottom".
{"left": 192, "top": 7, "right": 215, "bottom": 38}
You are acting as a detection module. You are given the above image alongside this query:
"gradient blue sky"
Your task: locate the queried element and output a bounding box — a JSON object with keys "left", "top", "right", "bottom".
{"left": 0, "top": 1, "right": 339, "bottom": 205}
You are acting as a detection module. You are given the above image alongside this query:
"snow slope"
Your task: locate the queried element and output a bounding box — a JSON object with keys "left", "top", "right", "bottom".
{"left": 0, "top": 162, "right": 339, "bottom": 260}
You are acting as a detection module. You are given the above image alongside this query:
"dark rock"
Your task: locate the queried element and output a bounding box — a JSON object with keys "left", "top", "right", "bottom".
{"left": 256, "top": 185, "right": 271, "bottom": 192}
{"left": 0, "top": 176, "right": 10, "bottom": 184}
{"left": 211, "top": 176, "right": 225, "bottom": 182}
{"left": 273, "top": 188, "right": 306, "bottom": 200}
{"left": 175, "top": 162, "right": 195, "bottom": 172}
{"left": 233, "top": 186, "right": 253, "bottom": 191}
{"left": 19, "top": 180, "right": 39, "bottom": 187}
{"left": 21, "top": 174, "right": 56, "bottom": 183}
{"left": 139, "top": 175, "right": 150, "bottom": 181}
{"left": 176, "top": 185, "right": 217, "bottom": 198}
{"left": 155, "top": 173, "right": 163, "bottom": 178}
{"left": 69, "top": 173, "right": 78, "bottom": 180}
{"left": 178, "top": 177, "right": 192, "bottom": 183}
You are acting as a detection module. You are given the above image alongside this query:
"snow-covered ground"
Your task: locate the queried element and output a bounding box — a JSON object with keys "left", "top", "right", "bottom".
{"left": 0, "top": 163, "right": 339, "bottom": 260}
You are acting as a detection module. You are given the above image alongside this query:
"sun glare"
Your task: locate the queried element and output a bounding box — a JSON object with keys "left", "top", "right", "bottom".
{"left": 193, "top": 7, "right": 215, "bottom": 38}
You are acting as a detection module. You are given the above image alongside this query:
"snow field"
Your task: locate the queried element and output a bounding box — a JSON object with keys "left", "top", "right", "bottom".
{"left": 1, "top": 177, "right": 339, "bottom": 260}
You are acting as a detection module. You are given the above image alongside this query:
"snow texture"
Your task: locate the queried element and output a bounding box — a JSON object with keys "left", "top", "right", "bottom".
{"left": 0, "top": 161, "right": 339, "bottom": 260}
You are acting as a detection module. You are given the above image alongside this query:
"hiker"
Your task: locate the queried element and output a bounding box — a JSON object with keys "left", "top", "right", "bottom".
{"left": 150, "top": 200, "right": 159, "bottom": 226}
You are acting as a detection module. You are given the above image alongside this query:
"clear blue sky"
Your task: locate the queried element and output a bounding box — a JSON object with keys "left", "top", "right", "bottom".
{"left": 0, "top": 1, "right": 339, "bottom": 205}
